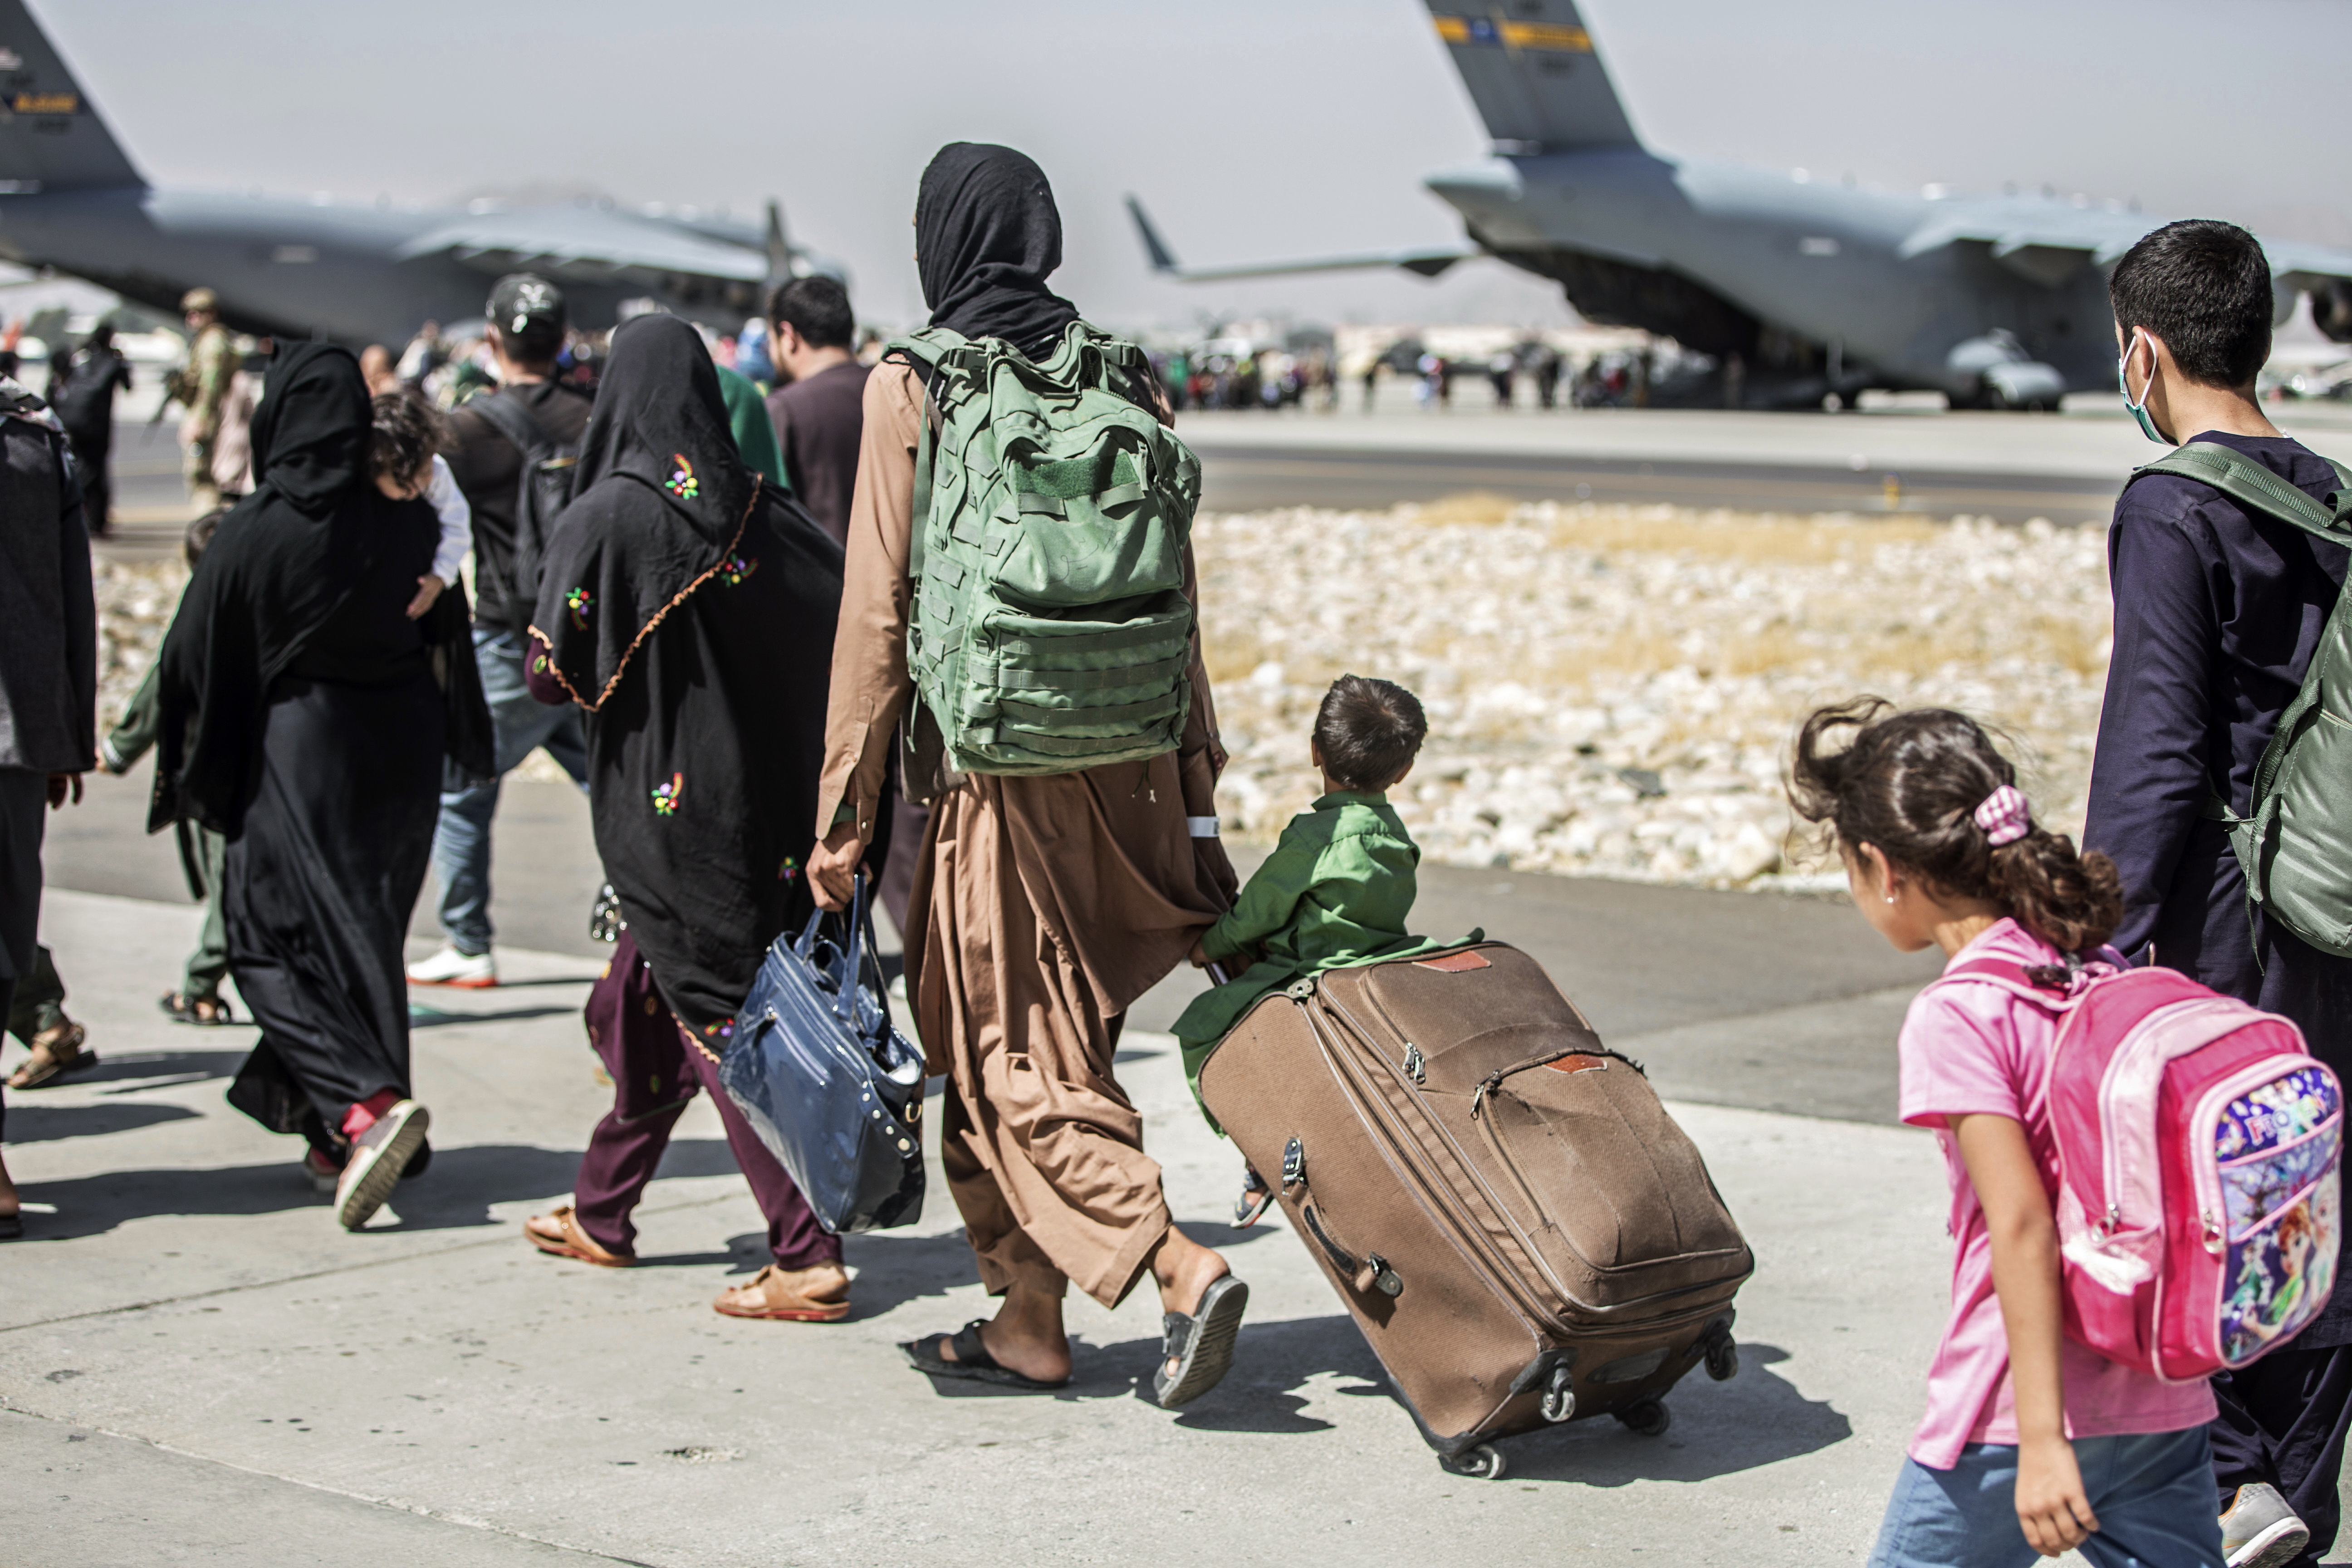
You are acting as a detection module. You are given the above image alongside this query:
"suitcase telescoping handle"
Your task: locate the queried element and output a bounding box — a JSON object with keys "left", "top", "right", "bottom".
{"left": 1281, "top": 1135, "right": 1402, "bottom": 1298}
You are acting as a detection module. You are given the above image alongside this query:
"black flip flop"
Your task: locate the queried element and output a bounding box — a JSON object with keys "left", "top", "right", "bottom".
{"left": 1154, "top": 1274, "right": 1249, "bottom": 1408}
{"left": 900, "top": 1319, "right": 1068, "bottom": 1392}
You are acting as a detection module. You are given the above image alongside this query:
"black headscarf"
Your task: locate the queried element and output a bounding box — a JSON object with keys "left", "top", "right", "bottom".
{"left": 530, "top": 313, "right": 845, "bottom": 1032}
{"left": 915, "top": 142, "right": 1081, "bottom": 359}
{"left": 152, "top": 343, "right": 488, "bottom": 834}
{"left": 533, "top": 314, "right": 759, "bottom": 709}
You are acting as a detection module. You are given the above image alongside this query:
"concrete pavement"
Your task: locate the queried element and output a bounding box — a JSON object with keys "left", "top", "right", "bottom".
{"left": 8, "top": 885, "right": 1945, "bottom": 1567}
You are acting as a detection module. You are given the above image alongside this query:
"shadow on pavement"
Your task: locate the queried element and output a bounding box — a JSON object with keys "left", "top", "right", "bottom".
{"left": 837, "top": 1229, "right": 988, "bottom": 1320}
{"left": 42, "top": 1049, "right": 252, "bottom": 1087}
{"left": 13, "top": 1138, "right": 744, "bottom": 1239}
{"left": 2, "top": 1101, "right": 202, "bottom": 1143}
{"left": 407, "top": 1004, "right": 577, "bottom": 1030}
{"left": 1496, "top": 1343, "right": 1851, "bottom": 1485}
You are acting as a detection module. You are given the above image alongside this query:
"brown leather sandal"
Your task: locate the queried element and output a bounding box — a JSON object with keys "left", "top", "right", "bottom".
{"left": 7, "top": 1022, "right": 95, "bottom": 1089}
{"left": 524, "top": 1205, "right": 635, "bottom": 1268}
{"left": 712, "top": 1263, "right": 851, "bottom": 1322}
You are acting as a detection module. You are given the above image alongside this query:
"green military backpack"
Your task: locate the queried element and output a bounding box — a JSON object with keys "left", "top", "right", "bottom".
{"left": 2132, "top": 441, "right": 2352, "bottom": 956}
{"left": 890, "top": 320, "right": 1202, "bottom": 776}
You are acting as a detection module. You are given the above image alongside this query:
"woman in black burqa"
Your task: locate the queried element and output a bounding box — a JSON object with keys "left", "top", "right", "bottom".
{"left": 153, "top": 343, "right": 489, "bottom": 1232}
{"left": 518, "top": 314, "right": 856, "bottom": 1322}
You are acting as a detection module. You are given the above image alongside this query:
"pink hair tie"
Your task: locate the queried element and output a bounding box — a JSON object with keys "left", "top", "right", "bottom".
{"left": 1974, "top": 785, "right": 2032, "bottom": 846}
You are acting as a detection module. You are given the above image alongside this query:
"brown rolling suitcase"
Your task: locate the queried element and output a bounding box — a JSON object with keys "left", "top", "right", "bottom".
{"left": 1196, "top": 940, "right": 1753, "bottom": 1479}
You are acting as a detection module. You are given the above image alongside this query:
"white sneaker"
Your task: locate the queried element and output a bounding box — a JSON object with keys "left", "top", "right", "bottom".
{"left": 335, "top": 1100, "right": 429, "bottom": 1230}
{"left": 2221, "top": 1483, "right": 2310, "bottom": 1568}
{"left": 406, "top": 944, "right": 495, "bottom": 989}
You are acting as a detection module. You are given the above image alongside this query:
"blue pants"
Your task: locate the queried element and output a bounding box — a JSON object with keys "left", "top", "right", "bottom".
{"left": 426, "top": 627, "right": 588, "bottom": 955}
{"left": 1868, "top": 1429, "right": 2225, "bottom": 1568}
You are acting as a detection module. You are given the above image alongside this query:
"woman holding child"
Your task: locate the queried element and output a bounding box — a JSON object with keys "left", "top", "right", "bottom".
{"left": 154, "top": 348, "right": 488, "bottom": 1231}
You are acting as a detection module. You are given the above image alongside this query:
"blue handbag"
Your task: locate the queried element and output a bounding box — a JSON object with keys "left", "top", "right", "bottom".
{"left": 719, "top": 873, "right": 926, "bottom": 1234}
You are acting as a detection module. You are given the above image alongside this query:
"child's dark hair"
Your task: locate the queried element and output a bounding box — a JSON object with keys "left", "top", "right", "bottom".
{"left": 1787, "top": 698, "right": 2122, "bottom": 954}
{"left": 1314, "top": 675, "right": 1426, "bottom": 792}
{"left": 369, "top": 390, "right": 442, "bottom": 487}
{"left": 2109, "top": 219, "right": 2274, "bottom": 389}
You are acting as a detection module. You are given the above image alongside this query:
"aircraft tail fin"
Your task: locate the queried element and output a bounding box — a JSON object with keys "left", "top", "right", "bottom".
{"left": 0, "top": 0, "right": 142, "bottom": 190}
{"left": 1125, "top": 196, "right": 1181, "bottom": 274}
{"left": 1424, "top": 2, "right": 1640, "bottom": 152}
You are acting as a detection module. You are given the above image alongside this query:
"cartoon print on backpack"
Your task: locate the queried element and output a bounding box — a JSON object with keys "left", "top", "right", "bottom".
{"left": 2223, "top": 1187, "right": 2340, "bottom": 1362}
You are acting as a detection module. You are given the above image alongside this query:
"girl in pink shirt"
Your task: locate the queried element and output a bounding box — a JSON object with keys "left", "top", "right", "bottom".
{"left": 1789, "top": 700, "right": 2225, "bottom": 1568}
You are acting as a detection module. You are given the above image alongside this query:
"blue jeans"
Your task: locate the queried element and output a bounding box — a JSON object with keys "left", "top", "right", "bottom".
{"left": 427, "top": 627, "right": 589, "bottom": 955}
{"left": 1869, "top": 1429, "right": 2224, "bottom": 1568}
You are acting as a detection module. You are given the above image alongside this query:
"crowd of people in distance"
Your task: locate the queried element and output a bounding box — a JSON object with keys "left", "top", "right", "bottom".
{"left": 3, "top": 140, "right": 2350, "bottom": 1568}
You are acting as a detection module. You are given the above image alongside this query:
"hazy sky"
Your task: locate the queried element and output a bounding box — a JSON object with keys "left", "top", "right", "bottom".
{"left": 39, "top": 0, "right": 2352, "bottom": 330}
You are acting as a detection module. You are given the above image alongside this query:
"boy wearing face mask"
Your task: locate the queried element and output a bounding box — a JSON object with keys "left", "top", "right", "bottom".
{"left": 2084, "top": 218, "right": 2352, "bottom": 1568}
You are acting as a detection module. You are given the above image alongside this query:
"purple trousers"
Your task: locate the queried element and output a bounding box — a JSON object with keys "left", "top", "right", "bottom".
{"left": 571, "top": 931, "right": 840, "bottom": 1270}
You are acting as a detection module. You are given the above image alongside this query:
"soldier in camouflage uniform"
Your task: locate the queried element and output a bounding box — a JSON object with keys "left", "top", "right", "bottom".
{"left": 173, "top": 287, "right": 238, "bottom": 514}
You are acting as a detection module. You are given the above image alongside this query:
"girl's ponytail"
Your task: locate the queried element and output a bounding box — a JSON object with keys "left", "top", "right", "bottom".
{"left": 1787, "top": 698, "right": 2123, "bottom": 954}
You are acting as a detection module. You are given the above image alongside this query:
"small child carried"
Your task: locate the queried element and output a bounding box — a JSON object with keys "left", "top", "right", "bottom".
{"left": 1790, "top": 699, "right": 2227, "bottom": 1568}
{"left": 1175, "top": 675, "right": 1460, "bottom": 1220}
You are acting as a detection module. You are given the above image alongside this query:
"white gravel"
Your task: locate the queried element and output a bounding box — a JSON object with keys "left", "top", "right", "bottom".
{"left": 1194, "top": 497, "right": 2113, "bottom": 890}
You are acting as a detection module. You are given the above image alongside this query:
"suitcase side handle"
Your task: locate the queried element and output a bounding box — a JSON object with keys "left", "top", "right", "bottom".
{"left": 1295, "top": 1192, "right": 1403, "bottom": 1298}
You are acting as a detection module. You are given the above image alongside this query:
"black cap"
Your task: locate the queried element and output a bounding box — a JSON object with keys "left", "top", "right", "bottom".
{"left": 486, "top": 273, "right": 565, "bottom": 339}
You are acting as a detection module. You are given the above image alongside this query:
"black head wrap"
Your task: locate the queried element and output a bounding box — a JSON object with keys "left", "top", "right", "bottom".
{"left": 533, "top": 314, "right": 764, "bottom": 710}
{"left": 528, "top": 314, "right": 847, "bottom": 1032}
{"left": 152, "top": 343, "right": 487, "bottom": 833}
{"left": 915, "top": 142, "right": 1080, "bottom": 359}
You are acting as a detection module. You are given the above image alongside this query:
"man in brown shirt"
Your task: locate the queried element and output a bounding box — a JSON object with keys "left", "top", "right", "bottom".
{"left": 762, "top": 276, "right": 868, "bottom": 546}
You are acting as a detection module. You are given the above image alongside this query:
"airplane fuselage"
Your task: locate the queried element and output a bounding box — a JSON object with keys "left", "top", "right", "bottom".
{"left": 1428, "top": 150, "right": 2136, "bottom": 396}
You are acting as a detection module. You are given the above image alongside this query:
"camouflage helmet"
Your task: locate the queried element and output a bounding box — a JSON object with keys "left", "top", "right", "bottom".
{"left": 180, "top": 286, "right": 219, "bottom": 315}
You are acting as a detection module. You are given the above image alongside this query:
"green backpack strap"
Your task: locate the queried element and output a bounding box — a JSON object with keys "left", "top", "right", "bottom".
{"left": 2137, "top": 442, "right": 2352, "bottom": 951}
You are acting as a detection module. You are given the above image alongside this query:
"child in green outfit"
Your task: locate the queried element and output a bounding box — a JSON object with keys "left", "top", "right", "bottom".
{"left": 1176, "top": 675, "right": 1453, "bottom": 1221}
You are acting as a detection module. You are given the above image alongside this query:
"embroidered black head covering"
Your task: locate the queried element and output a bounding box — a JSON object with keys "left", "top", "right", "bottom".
{"left": 915, "top": 142, "right": 1081, "bottom": 359}
{"left": 534, "top": 314, "right": 760, "bottom": 710}
{"left": 528, "top": 314, "right": 846, "bottom": 1032}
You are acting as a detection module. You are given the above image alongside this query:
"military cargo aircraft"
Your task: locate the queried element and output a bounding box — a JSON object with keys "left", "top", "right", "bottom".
{"left": 1131, "top": 0, "right": 2352, "bottom": 407}
{"left": 0, "top": 0, "right": 833, "bottom": 347}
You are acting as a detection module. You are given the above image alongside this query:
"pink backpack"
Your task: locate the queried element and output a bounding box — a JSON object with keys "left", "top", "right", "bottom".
{"left": 1936, "top": 956, "right": 2343, "bottom": 1382}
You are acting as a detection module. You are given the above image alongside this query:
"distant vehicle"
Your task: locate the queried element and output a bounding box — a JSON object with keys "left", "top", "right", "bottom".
{"left": 1130, "top": 0, "right": 2352, "bottom": 408}
{"left": 0, "top": 0, "right": 842, "bottom": 346}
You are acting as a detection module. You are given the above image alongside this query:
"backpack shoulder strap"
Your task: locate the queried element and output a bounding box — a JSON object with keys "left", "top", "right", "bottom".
{"left": 2130, "top": 441, "right": 2352, "bottom": 545}
{"left": 1930, "top": 956, "right": 2085, "bottom": 1011}
{"left": 464, "top": 388, "right": 554, "bottom": 458}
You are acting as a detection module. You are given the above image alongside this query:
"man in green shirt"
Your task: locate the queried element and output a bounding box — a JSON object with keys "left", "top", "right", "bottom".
{"left": 1175, "top": 676, "right": 1453, "bottom": 1123}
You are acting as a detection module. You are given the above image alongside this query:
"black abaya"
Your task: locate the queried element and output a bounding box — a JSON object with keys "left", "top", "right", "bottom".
{"left": 155, "top": 344, "right": 473, "bottom": 1141}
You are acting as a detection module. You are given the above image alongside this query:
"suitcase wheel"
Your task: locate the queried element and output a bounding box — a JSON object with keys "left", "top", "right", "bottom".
{"left": 1613, "top": 1398, "right": 1671, "bottom": 1438}
{"left": 1437, "top": 1443, "right": 1507, "bottom": 1480}
{"left": 1705, "top": 1334, "right": 1739, "bottom": 1382}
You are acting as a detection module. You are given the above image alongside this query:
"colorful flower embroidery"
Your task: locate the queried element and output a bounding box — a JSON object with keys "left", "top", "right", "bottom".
{"left": 702, "top": 1018, "right": 735, "bottom": 1040}
{"left": 779, "top": 855, "right": 800, "bottom": 882}
{"left": 651, "top": 772, "right": 684, "bottom": 816}
{"left": 666, "top": 453, "right": 699, "bottom": 500}
{"left": 531, "top": 652, "right": 549, "bottom": 675}
{"left": 565, "top": 587, "right": 594, "bottom": 630}
{"left": 719, "top": 552, "right": 759, "bottom": 587}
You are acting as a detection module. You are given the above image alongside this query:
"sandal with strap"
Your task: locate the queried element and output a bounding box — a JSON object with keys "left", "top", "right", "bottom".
{"left": 523, "top": 1205, "right": 635, "bottom": 1268}
{"left": 1233, "top": 1166, "right": 1275, "bottom": 1228}
{"left": 7, "top": 1022, "right": 95, "bottom": 1089}
{"left": 901, "top": 1319, "right": 1069, "bottom": 1391}
{"left": 1154, "top": 1274, "right": 1250, "bottom": 1408}
{"left": 158, "top": 991, "right": 235, "bottom": 1027}
{"left": 713, "top": 1262, "right": 851, "bottom": 1321}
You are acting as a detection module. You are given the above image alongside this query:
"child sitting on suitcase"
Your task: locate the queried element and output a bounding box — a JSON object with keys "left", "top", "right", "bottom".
{"left": 1788, "top": 699, "right": 2225, "bottom": 1568}
{"left": 1177, "top": 674, "right": 1453, "bottom": 1222}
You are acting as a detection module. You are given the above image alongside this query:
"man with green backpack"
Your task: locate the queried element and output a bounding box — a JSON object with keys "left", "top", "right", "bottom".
{"left": 808, "top": 145, "right": 1250, "bottom": 1409}
{"left": 2085, "top": 219, "right": 2352, "bottom": 1568}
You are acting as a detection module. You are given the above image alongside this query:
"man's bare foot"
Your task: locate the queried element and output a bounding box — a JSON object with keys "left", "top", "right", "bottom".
{"left": 1152, "top": 1229, "right": 1232, "bottom": 1380}
{"left": 935, "top": 1282, "right": 1071, "bottom": 1384}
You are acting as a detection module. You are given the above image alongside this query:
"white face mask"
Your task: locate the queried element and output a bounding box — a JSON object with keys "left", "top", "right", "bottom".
{"left": 2117, "top": 328, "right": 2167, "bottom": 445}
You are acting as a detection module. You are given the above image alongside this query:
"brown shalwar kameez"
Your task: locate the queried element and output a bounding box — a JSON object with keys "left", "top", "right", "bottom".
{"left": 815, "top": 360, "right": 1224, "bottom": 1309}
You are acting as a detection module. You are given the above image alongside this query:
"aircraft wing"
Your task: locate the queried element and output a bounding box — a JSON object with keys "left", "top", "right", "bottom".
{"left": 394, "top": 205, "right": 768, "bottom": 286}
{"left": 1125, "top": 195, "right": 1478, "bottom": 282}
{"left": 1898, "top": 204, "right": 2352, "bottom": 287}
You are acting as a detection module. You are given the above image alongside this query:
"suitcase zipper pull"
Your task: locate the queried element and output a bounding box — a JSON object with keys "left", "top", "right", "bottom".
{"left": 1401, "top": 1043, "right": 1426, "bottom": 1085}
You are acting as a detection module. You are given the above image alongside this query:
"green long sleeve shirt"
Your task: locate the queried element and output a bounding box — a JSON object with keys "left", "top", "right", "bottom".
{"left": 1174, "top": 790, "right": 1456, "bottom": 1118}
